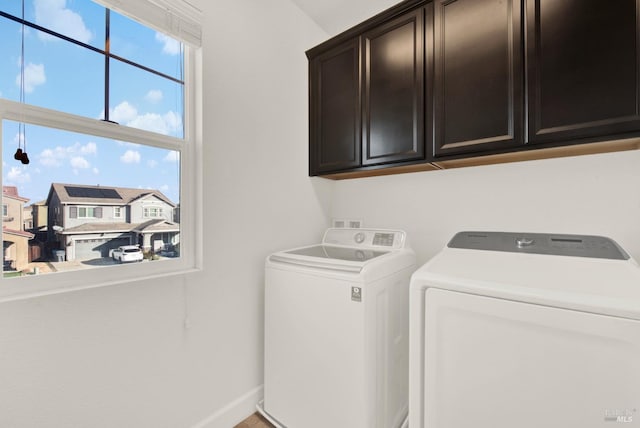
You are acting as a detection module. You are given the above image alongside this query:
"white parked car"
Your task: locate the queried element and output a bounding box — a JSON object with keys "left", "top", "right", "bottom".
{"left": 111, "top": 245, "right": 144, "bottom": 263}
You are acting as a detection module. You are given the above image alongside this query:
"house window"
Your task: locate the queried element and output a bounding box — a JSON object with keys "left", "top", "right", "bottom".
{"left": 143, "top": 207, "right": 164, "bottom": 218}
{"left": 78, "top": 207, "right": 96, "bottom": 218}
{"left": 2, "top": 204, "right": 7, "bottom": 217}
{"left": 0, "top": 0, "right": 202, "bottom": 298}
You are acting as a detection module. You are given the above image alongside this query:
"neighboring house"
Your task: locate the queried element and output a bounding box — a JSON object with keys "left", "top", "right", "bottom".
{"left": 174, "top": 204, "right": 180, "bottom": 223}
{"left": 46, "top": 183, "right": 179, "bottom": 261}
{"left": 2, "top": 186, "right": 35, "bottom": 271}
{"left": 23, "top": 206, "right": 33, "bottom": 231}
{"left": 30, "top": 200, "right": 48, "bottom": 232}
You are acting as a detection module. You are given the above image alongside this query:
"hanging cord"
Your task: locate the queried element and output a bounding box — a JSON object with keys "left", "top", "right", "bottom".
{"left": 15, "top": 0, "right": 29, "bottom": 164}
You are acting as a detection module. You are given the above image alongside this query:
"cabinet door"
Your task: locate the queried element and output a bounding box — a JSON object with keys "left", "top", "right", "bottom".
{"left": 309, "top": 39, "right": 361, "bottom": 175}
{"left": 526, "top": 0, "right": 640, "bottom": 144}
{"left": 362, "top": 7, "right": 425, "bottom": 166}
{"left": 432, "top": 0, "right": 523, "bottom": 158}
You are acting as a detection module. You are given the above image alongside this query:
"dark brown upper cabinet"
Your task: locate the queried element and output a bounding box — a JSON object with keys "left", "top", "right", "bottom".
{"left": 308, "top": 4, "right": 428, "bottom": 176}
{"left": 307, "top": 0, "right": 640, "bottom": 178}
{"left": 309, "top": 39, "right": 361, "bottom": 175}
{"left": 361, "top": 7, "right": 426, "bottom": 166}
{"left": 526, "top": 0, "right": 640, "bottom": 144}
{"left": 432, "top": 0, "right": 523, "bottom": 158}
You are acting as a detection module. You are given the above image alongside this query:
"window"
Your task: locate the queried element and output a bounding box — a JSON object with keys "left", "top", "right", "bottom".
{"left": 2, "top": 204, "right": 7, "bottom": 217}
{"left": 0, "top": 0, "right": 202, "bottom": 299}
{"left": 0, "top": 0, "right": 185, "bottom": 136}
{"left": 143, "top": 207, "right": 164, "bottom": 218}
{"left": 78, "top": 207, "right": 97, "bottom": 218}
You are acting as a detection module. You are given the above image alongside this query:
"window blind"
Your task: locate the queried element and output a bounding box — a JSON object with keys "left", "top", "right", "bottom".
{"left": 92, "top": 0, "right": 202, "bottom": 47}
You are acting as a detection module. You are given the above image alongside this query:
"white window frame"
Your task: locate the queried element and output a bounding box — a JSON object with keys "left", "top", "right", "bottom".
{"left": 143, "top": 206, "right": 164, "bottom": 218}
{"left": 114, "top": 206, "right": 123, "bottom": 219}
{"left": 2, "top": 204, "right": 7, "bottom": 218}
{"left": 0, "top": 1, "right": 203, "bottom": 303}
{"left": 78, "top": 206, "right": 97, "bottom": 219}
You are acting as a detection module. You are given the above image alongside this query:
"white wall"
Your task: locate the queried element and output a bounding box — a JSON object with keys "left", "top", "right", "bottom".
{"left": 4, "top": 1, "right": 639, "bottom": 427}
{"left": 0, "top": 1, "right": 331, "bottom": 427}
{"left": 331, "top": 149, "right": 640, "bottom": 265}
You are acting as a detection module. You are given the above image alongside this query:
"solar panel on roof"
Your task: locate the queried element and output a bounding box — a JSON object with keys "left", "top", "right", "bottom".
{"left": 65, "top": 186, "right": 122, "bottom": 199}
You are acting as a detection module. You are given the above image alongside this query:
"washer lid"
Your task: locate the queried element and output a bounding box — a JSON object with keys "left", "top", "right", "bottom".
{"left": 284, "top": 245, "right": 388, "bottom": 262}
{"left": 269, "top": 244, "right": 393, "bottom": 273}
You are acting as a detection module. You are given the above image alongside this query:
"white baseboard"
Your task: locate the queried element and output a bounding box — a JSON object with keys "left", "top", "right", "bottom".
{"left": 190, "top": 385, "right": 264, "bottom": 428}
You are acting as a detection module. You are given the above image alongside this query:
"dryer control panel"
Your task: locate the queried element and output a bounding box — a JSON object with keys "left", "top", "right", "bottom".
{"left": 448, "top": 231, "right": 629, "bottom": 260}
{"left": 323, "top": 228, "right": 406, "bottom": 249}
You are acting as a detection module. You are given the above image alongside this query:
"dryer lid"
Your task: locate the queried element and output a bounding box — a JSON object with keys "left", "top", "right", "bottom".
{"left": 411, "top": 231, "right": 640, "bottom": 320}
{"left": 448, "top": 231, "right": 629, "bottom": 260}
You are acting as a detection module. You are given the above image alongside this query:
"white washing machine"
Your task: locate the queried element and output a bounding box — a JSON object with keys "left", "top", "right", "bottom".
{"left": 409, "top": 231, "right": 640, "bottom": 428}
{"left": 259, "top": 228, "right": 416, "bottom": 428}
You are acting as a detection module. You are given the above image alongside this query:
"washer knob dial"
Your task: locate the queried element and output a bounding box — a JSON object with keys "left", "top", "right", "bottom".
{"left": 354, "top": 232, "right": 366, "bottom": 244}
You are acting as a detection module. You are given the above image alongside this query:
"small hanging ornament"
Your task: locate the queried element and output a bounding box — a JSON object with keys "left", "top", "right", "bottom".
{"left": 16, "top": 0, "right": 29, "bottom": 166}
{"left": 16, "top": 124, "right": 29, "bottom": 165}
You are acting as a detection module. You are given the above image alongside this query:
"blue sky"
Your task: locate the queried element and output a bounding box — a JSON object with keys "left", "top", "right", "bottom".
{"left": 1, "top": 0, "right": 182, "bottom": 205}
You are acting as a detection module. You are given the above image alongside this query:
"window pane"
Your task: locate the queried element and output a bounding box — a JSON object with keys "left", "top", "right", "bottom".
{"left": 23, "top": 0, "right": 106, "bottom": 50}
{"left": 17, "top": 29, "right": 105, "bottom": 117}
{"left": 110, "top": 58, "right": 184, "bottom": 138}
{"left": 0, "top": 2, "right": 184, "bottom": 139}
{"left": 110, "top": 10, "right": 183, "bottom": 81}
{"left": 0, "top": 16, "right": 22, "bottom": 103}
{"left": 2, "top": 120, "right": 181, "bottom": 277}
{"left": 1, "top": 1, "right": 22, "bottom": 20}
{"left": 0, "top": 4, "right": 104, "bottom": 116}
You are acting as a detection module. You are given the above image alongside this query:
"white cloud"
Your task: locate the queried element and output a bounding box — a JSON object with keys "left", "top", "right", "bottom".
{"left": 35, "top": 0, "right": 93, "bottom": 44}
{"left": 163, "top": 111, "right": 182, "bottom": 132}
{"left": 164, "top": 151, "right": 180, "bottom": 163}
{"left": 40, "top": 148, "right": 62, "bottom": 167}
{"left": 16, "top": 63, "right": 46, "bottom": 93}
{"left": 92, "top": 167, "right": 99, "bottom": 175}
{"left": 159, "top": 184, "right": 170, "bottom": 192}
{"left": 13, "top": 131, "right": 26, "bottom": 146}
{"left": 108, "top": 101, "right": 182, "bottom": 136}
{"left": 6, "top": 166, "right": 31, "bottom": 184}
{"left": 155, "top": 32, "right": 181, "bottom": 55}
{"left": 147, "top": 160, "right": 159, "bottom": 168}
{"left": 120, "top": 150, "right": 141, "bottom": 164}
{"left": 80, "top": 142, "right": 97, "bottom": 155}
{"left": 110, "top": 101, "right": 138, "bottom": 124}
{"left": 38, "top": 142, "right": 97, "bottom": 168}
{"left": 70, "top": 156, "right": 90, "bottom": 169}
{"left": 145, "top": 90, "right": 163, "bottom": 104}
{"left": 127, "top": 111, "right": 182, "bottom": 136}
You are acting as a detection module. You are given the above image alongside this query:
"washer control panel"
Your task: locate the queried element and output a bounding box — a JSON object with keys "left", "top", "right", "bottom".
{"left": 323, "top": 228, "right": 406, "bottom": 249}
{"left": 448, "top": 231, "right": 629, "bottom": 260}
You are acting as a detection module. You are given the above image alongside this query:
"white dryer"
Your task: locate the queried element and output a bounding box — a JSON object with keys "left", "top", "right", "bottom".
{"left": 409, "top": 231, "right": 640, "bottom": 428}
{"left": 259, "top": 228, "right": 416, "bottom": 428}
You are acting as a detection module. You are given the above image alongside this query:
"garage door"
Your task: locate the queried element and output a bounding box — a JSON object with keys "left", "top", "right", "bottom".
{"left": 74, "top": 237, "right": 131, "bottom": 260}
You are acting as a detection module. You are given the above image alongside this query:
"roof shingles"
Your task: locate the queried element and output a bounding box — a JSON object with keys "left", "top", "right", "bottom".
{"left": 48, "top": 183, "right": 175, "bottom": 207}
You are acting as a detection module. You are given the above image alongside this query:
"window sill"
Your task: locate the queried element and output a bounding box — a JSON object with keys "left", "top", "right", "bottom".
{"left": 0, "top": 260, "right": 202, "bottom": 303}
